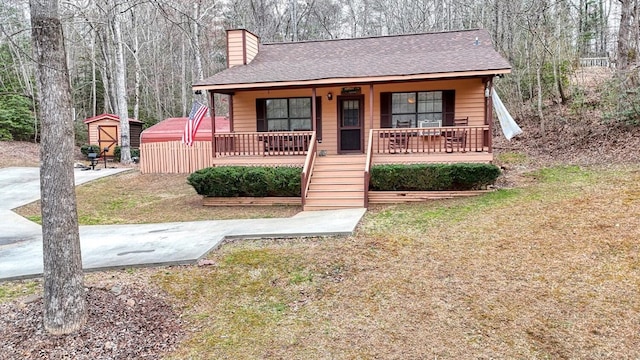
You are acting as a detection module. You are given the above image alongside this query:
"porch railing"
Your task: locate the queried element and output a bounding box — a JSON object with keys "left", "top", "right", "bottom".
{"left": 214, "top": 131, "right": 314, "bottom": 157}
{"left": 370, "top": 125, "right": 490, "bottom": 154}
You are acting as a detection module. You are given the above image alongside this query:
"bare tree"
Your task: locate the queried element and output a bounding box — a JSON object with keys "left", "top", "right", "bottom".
{"left": 617, "top": 0, "right": 634, "bottom": 70}
{"left": 29, "top": 0, "right": 87, "bottom": 335}
{"left": 111, "top": 3, "right": 131, "bottom": 163}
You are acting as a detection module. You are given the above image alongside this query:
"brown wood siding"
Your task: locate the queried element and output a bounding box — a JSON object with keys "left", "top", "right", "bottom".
{"left": 87, "top": 119, "right": 120, "bottom": 145}
{"left": 227, "top": 30, "right": 245, "bottom": 68}
{"left": 229, "top": 78, "right": 485, "bottom": 155}
{"left": 130, "top": 123, "right": 143, "bottom": 148}
{"left": 87, "top": 119, "right": 143, "bottom": 148}
{"left": 232, "top": 87, "right": 358, "bottom": 155}
{"left": 245, "top": 33, "right": 259, "bottom": 63}
{"left": 369, "top": 78, "right": 485, "bottom": 151}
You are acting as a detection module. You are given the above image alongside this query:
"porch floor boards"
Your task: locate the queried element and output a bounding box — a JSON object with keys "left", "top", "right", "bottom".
{"left": 373, "top": 151, "right": 492, "bottom": 165}
{"left": 212, "top": 155, "right": 306, "bottom": 167}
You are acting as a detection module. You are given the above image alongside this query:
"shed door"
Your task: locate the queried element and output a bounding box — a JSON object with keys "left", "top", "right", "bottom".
{"left": 338, "top": 96, "right": 363, "bottom": 153}
{"left": 98, "top": 126, "right": 118, "bottom": 156}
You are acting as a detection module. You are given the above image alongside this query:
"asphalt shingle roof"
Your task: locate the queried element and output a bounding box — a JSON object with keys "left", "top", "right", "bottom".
{"left": 195, "top": 29, "right": 510, "bottom": 89}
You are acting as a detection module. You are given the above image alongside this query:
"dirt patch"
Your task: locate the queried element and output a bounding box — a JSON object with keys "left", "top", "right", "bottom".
{"left": 0, "top": 272, "right": 184, "bottom": 359}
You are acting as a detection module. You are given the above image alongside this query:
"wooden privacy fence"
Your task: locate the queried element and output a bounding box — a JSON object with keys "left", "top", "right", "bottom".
{"left": 140, "top": 141, "right": 214, "bottom": 174}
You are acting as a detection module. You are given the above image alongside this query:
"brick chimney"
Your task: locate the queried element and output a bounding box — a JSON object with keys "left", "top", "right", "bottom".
{"left": 226, "top": 29, "right": 259, "bottom": 68}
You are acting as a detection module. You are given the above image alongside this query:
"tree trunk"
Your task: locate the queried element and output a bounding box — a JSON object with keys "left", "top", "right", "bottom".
{"left": 617, "top": 0, "right": 633, "bottom": 71}
{"left": 98, "top": 25, "right": 115, "bottom": 114}
{"left": 91, "top": 32, "right": 97, "bottom": 117}
{"left": 112, "top": 8, "right": 131, "bottom": 163}
{"left": 181, "top": 39, "right": 187, "bottom": 116}
{"left": 132, "top": 12, "right": 141, "bottom": 122}
{"left": 192, "top": 3, "right": 204, "bottom": 80}
{"left": 29, "top": 0, "right": 86, "bottom": 335}
{"left": 537, "top": 66, "right": 545, "bottom": 140}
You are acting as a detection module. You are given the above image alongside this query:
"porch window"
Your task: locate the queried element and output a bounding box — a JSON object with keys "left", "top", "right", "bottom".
{"left": 380, "top": 90, "right": 455, "bottom": 128}
{"left": 391, "top": 91, "right": 443, "bottom": 127}
{"left": 265, "top": 98, "right": 312, "bottom": 131}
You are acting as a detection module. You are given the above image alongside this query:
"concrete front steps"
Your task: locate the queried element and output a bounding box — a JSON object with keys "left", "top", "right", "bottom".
{"left": 303, "top": 154, "right": 366, "bottom": 211}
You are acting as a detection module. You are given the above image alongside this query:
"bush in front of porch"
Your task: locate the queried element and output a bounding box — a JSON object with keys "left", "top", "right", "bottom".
{"left": 369, "top": 163, "right": 500, "bottom": 191}
{"left": 188, "top": 166, "right": 302, "bottom": 197}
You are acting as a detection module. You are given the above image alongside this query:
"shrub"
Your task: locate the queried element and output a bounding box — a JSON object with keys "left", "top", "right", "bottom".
{"left": 188, "top": 166, "right": 302, "bottom": 197}
{"left": 113, "top": 146, "right": 140, "bottom": 162}
{"left": 369, "top": 163, "right": 500, "bottom": 191}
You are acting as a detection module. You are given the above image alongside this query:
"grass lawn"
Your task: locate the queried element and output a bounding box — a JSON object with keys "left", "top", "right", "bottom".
{"left": 4, "top": 163, "right": 640, "bottom": 358}
{"left": 14, "top": 171, "right": 300, "bottom": 224}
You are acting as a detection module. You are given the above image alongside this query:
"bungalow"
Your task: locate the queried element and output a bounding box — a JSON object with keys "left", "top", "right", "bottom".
{"left": 192, "top": 28, "right": 511, "bottom": 210}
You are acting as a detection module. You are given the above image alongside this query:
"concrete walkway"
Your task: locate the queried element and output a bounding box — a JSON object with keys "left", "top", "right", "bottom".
{"left": 0, "top": 167, "right": 366, "bottom": 281}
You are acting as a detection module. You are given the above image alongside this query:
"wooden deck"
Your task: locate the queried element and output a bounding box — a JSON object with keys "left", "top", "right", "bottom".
{"left": 368, "top": 190, "right": 493, "bottom": 204}
{"left": 211, "top": 155, "right": 306, "bottom": 167}
{"left": 142, "top": 130, "right": 494, "bottom": 208}
{"left": 203, "top": 197, "right": 301, "bottom": 206}
{"left": 373, "top": 151, "right": 492, "bottom": 165}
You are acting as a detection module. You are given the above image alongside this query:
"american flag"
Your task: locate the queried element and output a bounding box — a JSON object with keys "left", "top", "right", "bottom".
{"left": 182, "top": 102, "right": 208, "bottom": 146}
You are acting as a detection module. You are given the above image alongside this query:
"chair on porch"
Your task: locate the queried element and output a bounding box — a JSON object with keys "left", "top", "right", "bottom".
{"left": 444, "top": 117, "right": 468, "bottom": 153}
{"left": 388, "top": 119, "right": 412, "bottom": 153}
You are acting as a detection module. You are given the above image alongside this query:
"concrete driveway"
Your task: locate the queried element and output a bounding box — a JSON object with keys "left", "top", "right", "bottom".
{"left": 0, "top": 167, "right": 366, "bottom": 281}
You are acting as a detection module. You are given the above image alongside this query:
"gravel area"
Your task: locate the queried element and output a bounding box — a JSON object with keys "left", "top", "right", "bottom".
{"left": 0, "top": 281, "right": 184, "bottom": 359}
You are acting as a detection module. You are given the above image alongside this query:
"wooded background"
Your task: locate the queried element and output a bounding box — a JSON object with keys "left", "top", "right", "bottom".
{"left": 1, "top": 0, "right": 639, "bottom": 144}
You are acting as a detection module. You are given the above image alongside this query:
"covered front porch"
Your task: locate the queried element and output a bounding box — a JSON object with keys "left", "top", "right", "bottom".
{"left": 207, "top": 126, "right": 492, "bottom": 210}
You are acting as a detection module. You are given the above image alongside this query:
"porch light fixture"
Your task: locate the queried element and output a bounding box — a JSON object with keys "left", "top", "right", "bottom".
{"left": 485, "top": 87, "right": 491, "bottom": 98}
{"left": 327, "top": 92, "right": 333, "bottom": 100}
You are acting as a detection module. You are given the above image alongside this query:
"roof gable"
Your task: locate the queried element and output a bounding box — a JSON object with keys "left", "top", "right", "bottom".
{"left": 83, "top": 113, "right": 143, "bottom": 124}
{"left": 195, "top": 29, "right": 510, "bottom": 90}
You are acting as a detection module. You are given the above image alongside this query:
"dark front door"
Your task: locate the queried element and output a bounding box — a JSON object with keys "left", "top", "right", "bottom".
{"left": 338, "top": 96, "right": 363, "bottom": 153}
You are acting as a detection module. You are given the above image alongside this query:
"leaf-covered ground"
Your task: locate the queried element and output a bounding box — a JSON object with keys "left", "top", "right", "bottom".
{"left": 155, "top": 164, "right": 640, "bottom": 359}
